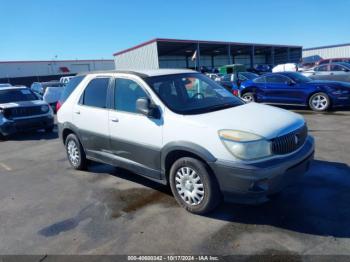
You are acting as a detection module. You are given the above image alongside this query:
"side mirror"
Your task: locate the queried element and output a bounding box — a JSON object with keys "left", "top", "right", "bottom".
{"left": 136, "top": 98, "right": 161, "bottom": 119}
{"left": 287, "top": 80, "right": 295, "bottom": 86}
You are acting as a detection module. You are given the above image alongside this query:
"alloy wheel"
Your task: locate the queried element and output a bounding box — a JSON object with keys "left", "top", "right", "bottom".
{"left": 311, "top": 94, "right": 328, "bottom": 110}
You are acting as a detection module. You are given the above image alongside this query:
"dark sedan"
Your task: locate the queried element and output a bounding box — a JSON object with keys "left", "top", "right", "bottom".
{"left": 240, "top": 72, "right": 350, "bottom": 111}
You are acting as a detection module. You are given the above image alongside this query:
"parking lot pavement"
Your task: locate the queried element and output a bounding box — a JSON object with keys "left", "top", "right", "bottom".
{"left": 0, "top": 109, "right": 349, "bottom": 256}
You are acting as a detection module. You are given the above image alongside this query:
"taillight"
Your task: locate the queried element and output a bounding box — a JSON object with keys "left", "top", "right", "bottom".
{"left": 56, "top": 101, "right": 62, "bottom": 112}
{"left": 232, "top": 89, "right": 239, "bottom": 96}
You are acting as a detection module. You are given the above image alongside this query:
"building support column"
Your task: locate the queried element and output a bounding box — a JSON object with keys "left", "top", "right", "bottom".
{"left": 185, "top": 56, "right": 189, "bottom": 68}
{"left": 271, "top": 47, "right": 275, "bottom": 66}
{"left": 196, "top": 42, "right": 201, "bottom": 70}
{"left": 211, "top": 55, "right": 214, "bottom": 69}
{"left": 250, "top": 46, "right": 255, "bottom": 68}
{"left": 287, "top": 47, "right": 290, "bottom": 63}
{"left": 227, "top": 45, "right": 232, "bottom": 64}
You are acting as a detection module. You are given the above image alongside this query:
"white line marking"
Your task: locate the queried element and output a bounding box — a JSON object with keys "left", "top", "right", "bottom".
{"left": 0, "top": 163, "right": 12, "bottom": 171}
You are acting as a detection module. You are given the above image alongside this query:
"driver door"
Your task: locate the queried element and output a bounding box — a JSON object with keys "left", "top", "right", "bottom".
{"left": 262, "top": 75, "right": 301, "bottom": 104}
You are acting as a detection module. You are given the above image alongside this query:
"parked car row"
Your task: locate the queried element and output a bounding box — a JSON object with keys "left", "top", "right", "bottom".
{"left": 0, "top": 76, "right": 75, "bottom": 138}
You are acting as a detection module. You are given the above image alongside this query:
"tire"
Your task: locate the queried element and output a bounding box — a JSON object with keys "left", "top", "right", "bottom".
{"left": 309, "top": 92, "right": 330, "bottom": 112}
{"left": 241, "top": 92, "right": 255, "bottom": 103}
{"left": 65, "top": 133, "right": 87, "bottom": 170}
{"left": 169, "top": 157, "right": 221, "bottom": 214}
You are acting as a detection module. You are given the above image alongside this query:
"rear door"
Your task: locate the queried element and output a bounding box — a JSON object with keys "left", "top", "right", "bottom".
{"left": 108, "top": 76, "right": 163, "bottom": 179}
{"left": 72, "top": 77, "right": 111, "bottom": 155}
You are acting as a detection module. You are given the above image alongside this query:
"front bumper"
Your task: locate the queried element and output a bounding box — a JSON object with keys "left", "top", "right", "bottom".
{"left": 209, "top": 136, "right": 315, "bottom": 204}
{"left": 0, "top": 115, "right": 54, "bottom": 136}
{"left": 332, "top": 95, "right": 350, "bottom": 107}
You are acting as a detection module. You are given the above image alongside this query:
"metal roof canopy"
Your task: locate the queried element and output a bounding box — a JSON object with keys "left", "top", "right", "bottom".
{"left": 113, "top": 38, "right": 302, "bottom": 57}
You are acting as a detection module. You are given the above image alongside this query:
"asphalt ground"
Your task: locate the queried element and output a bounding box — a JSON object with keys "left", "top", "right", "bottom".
{"left": 0, "top": 107, "right": 349, "bottom": 256}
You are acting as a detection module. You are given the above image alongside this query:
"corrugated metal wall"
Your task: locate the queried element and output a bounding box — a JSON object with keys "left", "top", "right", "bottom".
{"left": 303, "top": 45, "right": 350, "bottom": 59}
{"left": 115, "top": 42, "right": 159, "bottom": 69}
{"left": 0, "top": 60, "right": 114, "bottom": 78}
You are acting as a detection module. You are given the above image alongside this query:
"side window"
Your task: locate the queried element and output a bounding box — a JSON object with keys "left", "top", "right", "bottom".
{"left": 265, "top": 75, "right": 289, "bottom": 83}
{"left": 81, "top": 78, "right": 110, "bottom": 108}
{"left": 114, "top": 78, "right": 148, "bottom": 113}
{"left": 253, "top": 76, "right": 266, "bottom": 83}
{"left": 316, "top": 65, "right": 328, "bottom": 72}
{"left": 330, "top": 65, "right": 346, "bottom": 72}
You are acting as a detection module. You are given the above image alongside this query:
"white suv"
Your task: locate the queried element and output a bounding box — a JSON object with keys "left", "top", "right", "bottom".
{"left": 57, "top": 69, "right": 314, "bottom": 214}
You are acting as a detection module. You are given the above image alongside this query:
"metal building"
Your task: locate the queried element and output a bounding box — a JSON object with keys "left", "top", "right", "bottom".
{"left": 114, "top": 38, "right": 302, "bottom": 70}
{"left": 0, "top": 59, "right": 114, "bottom": 86}
{"left": 303, "top": 43, "right": 350, "bottom": 59}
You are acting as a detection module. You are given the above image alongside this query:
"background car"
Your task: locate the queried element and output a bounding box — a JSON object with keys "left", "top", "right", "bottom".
{"left": 0, "top": 86, "right": 54, "bottom": 138}
{"left": 31, "top": 81, "right": 65, "bottom": 110}
{"left": 59, "top": 76, "right": 74, "bottom": 84}
{"left": 272, "top": 63, "right": 298, "bottom": 73}
{"left": 0, "top": 83, "right": 12, "bottom": 88}
{"left": 220, "top": 72, "right": 258, "bottom": 95}
{"left": 302, "top": 62, "right": 350, "bottom": 82}
{"left": 218, "top": 64, "right": 246, "bottom": 74}
{"left": 247, "top": 64, "right": 272, "bottom": 75}
{"left": 239, "top": 72, "right": 350, "bottom": 111}
{"left": 205, "top": 73, "right": 223, "bottom": 82}
{"left": 317, "top": 57, "right": 350, "bottom": 65}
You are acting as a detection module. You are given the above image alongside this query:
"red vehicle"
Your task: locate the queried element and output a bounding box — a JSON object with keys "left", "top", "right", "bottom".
{"left": 317, "top": 58, "right": 350, "bottom": 65}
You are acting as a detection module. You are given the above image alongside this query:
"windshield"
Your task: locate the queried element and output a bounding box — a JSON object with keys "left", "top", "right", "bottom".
{"left": 285, "top": 72, "right": 312, "bottom": 83}
{"left": 43, "top": 82, "right": 65, "bottom": 87}
{"left": 0, "top": 89, "right": 37, "bottom": 104}
{"left": 144, "top": 73, "right": 244, "bottom": 115}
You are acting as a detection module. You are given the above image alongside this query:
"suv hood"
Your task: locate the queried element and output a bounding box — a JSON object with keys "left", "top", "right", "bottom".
{"left": 184, "top": 103, "right": 305, "bottom": 140}
{"left": 0, "top": 100, "right": 48, "bottom": 109}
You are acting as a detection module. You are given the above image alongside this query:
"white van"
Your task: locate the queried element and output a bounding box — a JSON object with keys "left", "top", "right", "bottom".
{"left": 57, "top": 70, "right": 314, "bottom": 214}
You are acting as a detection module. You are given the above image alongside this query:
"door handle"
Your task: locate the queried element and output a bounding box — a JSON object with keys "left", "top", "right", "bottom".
{"left": 110, "top": 118, "right": 119, "bottom": 123}
{"left": 74, "top": 110, "right": 80, "bottom": 115}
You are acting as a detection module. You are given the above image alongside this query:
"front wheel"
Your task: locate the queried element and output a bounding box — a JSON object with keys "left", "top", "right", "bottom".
{"left": 309, "top": 92, "right": 330, "bottom": 111}
{"left": 169, "top": 157, "right": 221, "bottom": 214}
{"left": 241, "top": 92, "right": 255, "bottom": 103}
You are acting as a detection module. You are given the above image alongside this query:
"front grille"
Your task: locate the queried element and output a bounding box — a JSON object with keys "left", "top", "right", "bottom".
{"left": 4, "top": 106, "right": 46, "bottom": 119}
{"left": 271, "top": 125, "right": 308, "bottom": 155}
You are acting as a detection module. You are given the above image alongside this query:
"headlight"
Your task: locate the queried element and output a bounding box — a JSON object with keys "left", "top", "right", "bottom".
{"left": 41, "top": 105, "right": 49, "bottom": 112}
{"left": 218, "top": 130, "right": 272, "bottom": 160}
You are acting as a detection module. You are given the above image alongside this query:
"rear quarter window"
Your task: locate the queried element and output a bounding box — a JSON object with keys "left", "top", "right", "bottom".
{"left": 59, "top": 76, "right": 85, "bottom": 103}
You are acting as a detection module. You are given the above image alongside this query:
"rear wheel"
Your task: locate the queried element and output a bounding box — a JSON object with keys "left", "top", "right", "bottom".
{"left": 241, "top": 92, "right": 255, "bottom": 103}
{"left": 309, "top": 92, "right": 330, "bottom": 111}
{"left": 169, "top": 157, "right": 221, "bottom": 214}
{"left": 65, "top": 133, "right": 87, "bottom": 170}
